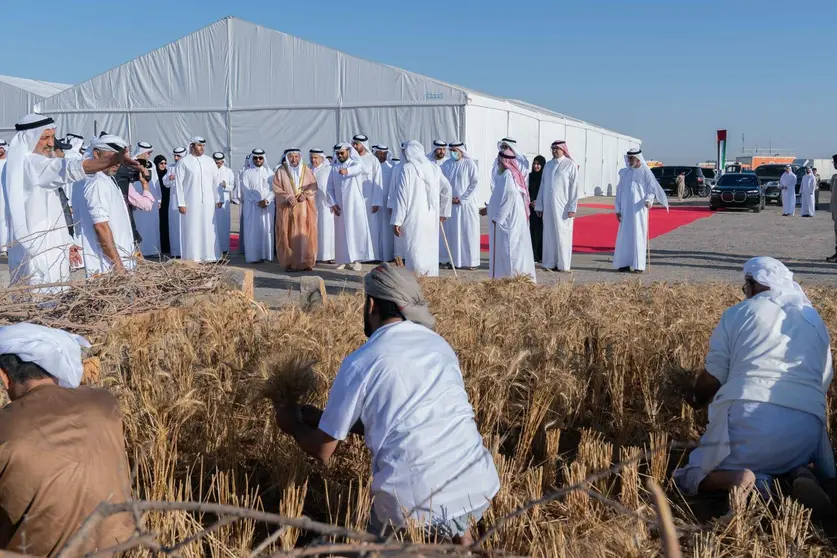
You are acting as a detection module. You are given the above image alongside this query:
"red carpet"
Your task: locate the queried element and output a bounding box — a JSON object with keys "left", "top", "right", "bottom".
{"left": 479, "top": 206, "right": 712, "bottom": 253}
{"left": 230, "top": 233, "right": 239, "bottom": 251}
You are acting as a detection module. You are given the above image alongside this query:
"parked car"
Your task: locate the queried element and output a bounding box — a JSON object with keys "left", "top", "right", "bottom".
{"left": 710, "top": 173, "right": 765, "bottom": 212}
{"left": 758, "top": 166, "right": 819, "bottom": 207}
{"left": 763, "top": 180, "right": 782, "bottom": 205}
{"left": 811, "top": 158, "right": 834, "bottom": 190}
{"left": 650, "top": 166, "right": 710, "bottom": 198}
{"left": 702, "top": 167, "right": 717, "bottom": 187}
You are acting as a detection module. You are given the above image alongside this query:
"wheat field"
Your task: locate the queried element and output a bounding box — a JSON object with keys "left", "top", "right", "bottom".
{"left": 89, "top": 275, "right": 837, "bottom": 556}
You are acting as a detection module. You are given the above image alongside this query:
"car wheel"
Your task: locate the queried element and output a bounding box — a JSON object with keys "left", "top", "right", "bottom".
{"left": 697, "top": 185, "right": 711, "bottom": 197}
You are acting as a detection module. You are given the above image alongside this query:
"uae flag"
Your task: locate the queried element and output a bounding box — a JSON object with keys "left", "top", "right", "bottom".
{"left": 717, "top": 130, "right": 727, "bottom": 173}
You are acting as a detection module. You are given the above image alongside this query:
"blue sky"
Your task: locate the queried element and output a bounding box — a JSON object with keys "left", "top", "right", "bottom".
{"left": 2, "top": 0, "right": 835, "bottom": 163}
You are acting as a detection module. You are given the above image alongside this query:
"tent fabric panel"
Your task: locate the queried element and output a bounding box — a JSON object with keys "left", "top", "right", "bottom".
{"left": 230, "top": 109, "right": 337, "bottom": 170}
{"left": 230, "top": 19, "right": 340, "bottom": 108}
{"left": 507, "top": 111, "right": 540, "bottom": 164}
{"left": 584, "top": 130, "right": 605, "bottom": 195}
{"left": 46, "top": 113, "right": 130, "bottom": 145}
{"left": 565, "top": 125, "right": 588, "bottom": 196}
{"left": 538, "top": 120, "right": 567, "bottom": 158}
{"left": 602, "top": 134, "right": 619, "bottom": 196}
{"left": 338, "top": 105, "right": 461, "bottom": 157}
{"left": 0, "top": 84, "right": 39, "bottom": 141}
{"left": 130, "top": 111, "right": 228, "bottom": 161}
{"left": 464, "top": 104, "right": 510, "bottom": 206}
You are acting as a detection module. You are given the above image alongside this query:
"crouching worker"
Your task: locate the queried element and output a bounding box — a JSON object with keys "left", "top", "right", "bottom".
{"left": 674, "top": 257, "right": 835, "bottom": 512}
{"left": 0, "top": 323, "right": 134, "bottom": 556}
{"left": 273, "top": 263, "right": 500, "bottom": 544}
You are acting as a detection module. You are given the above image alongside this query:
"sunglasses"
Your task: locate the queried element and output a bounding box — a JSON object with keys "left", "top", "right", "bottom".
{"left": 253, "top": 156, "right": 264, "bottom": 160}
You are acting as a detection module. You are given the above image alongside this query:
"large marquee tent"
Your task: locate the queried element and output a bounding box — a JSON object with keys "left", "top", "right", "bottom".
{"left": 36, "top": 16, "right": 639, "bottom": 203}
{"left": 0, "top": 75, "right": 70, "bottom": 143}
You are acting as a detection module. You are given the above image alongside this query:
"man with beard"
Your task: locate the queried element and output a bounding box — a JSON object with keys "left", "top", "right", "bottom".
{"left": 272, "top": 263, "right": 499, "bottom": 545}
{"left": 273, "top": 148, "right": 318, "bottom": 271}
{"left": 310, "top": 149, "right": 334, "bottom": 263}
{"left": 327, "top": 143, "right": 374, "bottom": 271}
{"left": 352, "top": 134, "right": 384, "bottom": 261}
{"left": 163, "top": 147, "right": 186, "bottom": 257}
{"left": 440, "top": 142, "right": 480, "bottom": 270}
{"left": 175, "top": 137, "right": 222, "bottom": 262}
{"left": 239, "top": 149, "right": 274, "bottom": 263}
{"left": 374, "top": 145, "right": 396, "bottom": 262}
{"left": 213, "top": 152, "right": 236, "bottom": 255}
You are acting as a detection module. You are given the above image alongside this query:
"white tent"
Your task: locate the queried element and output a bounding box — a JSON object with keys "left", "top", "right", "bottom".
{"left": 36, "top": 17, "right": 639, "bottom": 203}
{"left": 0, "top": 75, "right": 70, "bottom": 143}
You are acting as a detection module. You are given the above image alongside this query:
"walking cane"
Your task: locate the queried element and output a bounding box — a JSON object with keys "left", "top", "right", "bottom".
{"left": 439, "top": 221, "right": 457, "bottom": 278}
{"left": 491, "top": 221, "right": 497, "bottom": 279}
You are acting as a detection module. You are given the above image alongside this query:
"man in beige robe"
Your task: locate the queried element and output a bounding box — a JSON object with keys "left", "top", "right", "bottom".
{"left": 0, "top": 323, "right": 134, "bottom": 556}
{"left": 273, "top": 148, "right": 318, "bottom": 271}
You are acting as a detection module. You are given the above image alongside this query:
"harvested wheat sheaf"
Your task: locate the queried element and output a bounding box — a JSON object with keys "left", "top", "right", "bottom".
{"left": 25, "top": 272, "right": 837, "bottom": 556}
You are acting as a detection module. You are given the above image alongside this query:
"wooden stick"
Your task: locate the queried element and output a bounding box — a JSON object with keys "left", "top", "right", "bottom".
{"left": 647, "top": 479, "right": 682, "bottom": 558}
{"left": 647, "top": 206, "right": 651, "bottom": 271}
{"left": 439, "top": 221, "right": 457, "bottom": 278}
{"left": 491, "top": 221, "right": 497, "bottom": 279}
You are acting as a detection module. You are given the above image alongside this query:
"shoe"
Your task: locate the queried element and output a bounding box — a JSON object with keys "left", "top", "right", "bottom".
{"left": 336, "top": 264, "right": 347, "bottom": 270}
{"left": 790, "top": 467, "right": 835, "bottom": 518}
{"left": 631, "top": 269, "right": 644, "bottom": 274}
{"left": 827, "top": 253, "right": 837, "bottom": 263}
{"left": 351, "top": 262, "right": 363, "bottom": 272}
{"left": 618, "top": 267, "right": 631, "bottom": 273}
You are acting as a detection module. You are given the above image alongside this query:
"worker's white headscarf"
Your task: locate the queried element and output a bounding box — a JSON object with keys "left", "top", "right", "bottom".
{"left": 625, "top": 148, "right": 669, "bottom": 211}
{"left": 65, "top": 133, "right": 84, "bottom": 155}
{"left": 0, "top": 323, "right": 90, "bottom": 388}
{"left": 3, "top": 114, "right": 57, "bottom": 252}
{"left": 333, "top": 142, "right": 362, "bottom": 165}
{"left": 743, "top": 257, "right": 825, "bottom": 339}
{"left": 134, "top": 141, "right": 153, "bottom": 159}
{"left": 374, "top": 145, "right": 393, "bottom": 162}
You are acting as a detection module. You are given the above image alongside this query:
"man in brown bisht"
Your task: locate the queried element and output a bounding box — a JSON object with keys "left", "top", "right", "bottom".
{"left": 273, "top": 148, "right": 318, "bottom": 271}
{"left": 0, "top": 323, "right": 134, "bottom": 556}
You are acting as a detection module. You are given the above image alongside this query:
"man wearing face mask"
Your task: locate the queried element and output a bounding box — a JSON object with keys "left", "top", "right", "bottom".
{"left": 613, "top": 149, "right": 668, "bottom": 273}
{"left": 440, "top": 142, "right": 480, "bottom": 270}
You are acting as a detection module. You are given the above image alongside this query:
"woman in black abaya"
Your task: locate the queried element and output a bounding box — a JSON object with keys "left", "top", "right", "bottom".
{"left": 528, "top": 155, "right": 546, "bottom": 263}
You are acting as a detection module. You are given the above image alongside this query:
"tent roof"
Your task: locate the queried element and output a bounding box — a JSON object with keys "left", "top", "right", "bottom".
{"left": 0, "top": 75, "right": 70, "bottom": 99}
{"left": 37, "top": 16, "right": 637, "bottom": 142}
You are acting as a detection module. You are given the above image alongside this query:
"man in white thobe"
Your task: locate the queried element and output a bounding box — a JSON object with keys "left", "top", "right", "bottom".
{"left": 489, "top": 138, "right": 530, "bottom": 191}
{"left": 62, "top": 134, "right": 86, "bottom": 268}
{"left": 75, "top": 135, "right": 138, "bottom": 276}
{"left": 440, "top": 142, "right": 480, "bottom": 270}
{"left": 801, "top": 167, "right": 817, "bottom": 217}
{"left": 239, "top": 149, "right": 274, "bottom": 263}
{"left": 374, "top": 145, "right": 396, "bottom": 263}
{"left": 428, "top": 140, "right": 449, "bottom": 169}
{"left": 780, "top": 166, "right": 797, "bottom": 216}
{"left": 0, "top": 140, "right": 8, "bottom": 256}
{"left": 387, "top": 147, "right": 406, "bottom": 264}
{"left": 212, "top": 152, "right": 236, "bottom": 255}
{"left": 613, "top": 149, "right": 669, "bottom": 273}
{"left": 1, "top": 114, "right": 137, "bottom": 291}
{"left": 391, "top": 141, "right": 446, "bottom": 277}
{"left": 273, "top": 263, "right": 500, "bottom": 545}
{"left": 310, "top": 149, "right": 335, "bottom": 263}
{"left": 352, "top": 134, "right": 384, "bottom": 262}
{"left": 674, "top": 257, "right": 834, "bottom": 512}
{"left": 536, "top": 140, "right": 579, "bottom": 272}
{"left": 175, "top": 137, "right": 221, "bottom": 262}
{"left": 163, "top": 147, "right": 186, "bottom": 257}
{"left": 488, "top": 148, "right": 536, "bottom": 282}
{"left": 327, "top": 143, "right": 374, "bottom": 272}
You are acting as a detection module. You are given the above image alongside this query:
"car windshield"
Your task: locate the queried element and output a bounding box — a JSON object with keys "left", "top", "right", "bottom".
{"left": 717, "top": 174, "right": 759, "bottom": 187}
{"left": 755, "top": 165, "right": 789, "bottom": 176}
{"left": 702, "top": 169, "right": 716, "bottom": 179}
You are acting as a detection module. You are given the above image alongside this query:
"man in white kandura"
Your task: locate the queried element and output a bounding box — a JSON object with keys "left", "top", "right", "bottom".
{"left": 352, "top": 134, "right": 384, "bottom": 261}
{"left": 130, "top": 142, "right": 161, "bottom": 257}
{"left": 428, "top": 140, "right": 449, "bottom": 169}
{"left": 780, "top": 166, "right": 797, "bottom": 217}
{"left": 213, "top": 152, "right": 236, "bottom": 255}
{"left": 175, "top": 137, "right": 221, "bottom": 262}
{"left": 801, "top": 167, "right": 817, "bottom": 218}
{"left": 327, "top": 143, "right": 374, "bottom": 272}
{"left": 0, "top": 139, "right": 8, "bottom": 255}
{"left": 675, "top": 257, "right": 835, "bottom": 514}
{"left": 387, "top": 146, "right": 406, "bottom": 264}
{"left": 489, "top": 147, "right": 536, "bottom": 282}
{"left": 62, "top": 134, "right": 86, "bottom": 268}
{"left": 310, "top": 149, "right": 334, "bottom": 263}
{"left": 373, "top": 145, "right": 396, "bottom": 263}
{"left": 1, "top": 114, "right": 137, "bottom": 290}
{"left": 490, "top": 138, "right": 530, "bottom": 189}
{"left": 75, "top": 135, "right": 138, "bottom": 276}
{"left": 613, "top": 149, "right": 668, "bottom": 273}
{"left": 164, "top": 147, "right": 186, "bottom": 257}
{"left": 273, "top": 263, "right": 500, "bottom": 545}
{"left": 536, "top": 140, "right": 579, "bottom": 272}
{"left": 392, "top": 141, "right": 452, "bottom": 277}
{"left": 441, "top": 142, "right": 480, "bottom": 270}
{"left": 239, "top": 149, "right": 274, "bottom": 264}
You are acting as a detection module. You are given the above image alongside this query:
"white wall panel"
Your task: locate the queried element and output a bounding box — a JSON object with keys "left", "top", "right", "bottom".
{"left": 465, "top": 105, "right": 510, "bottom": 205}
{"left": 585, "top": 130, "right": 604, "bottom": 195}
{"left": 565, "top": 125, "right": 588, "bottom": 196}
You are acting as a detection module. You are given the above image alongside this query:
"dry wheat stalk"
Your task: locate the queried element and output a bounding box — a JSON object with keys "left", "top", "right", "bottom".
{"left": 619, "top": 446, "right": 642, "bottom": 510}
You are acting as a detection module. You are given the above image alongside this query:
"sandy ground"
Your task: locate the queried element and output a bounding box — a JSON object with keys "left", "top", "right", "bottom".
{"left": 2, "top": 192, "right": 835, "bottom": 307}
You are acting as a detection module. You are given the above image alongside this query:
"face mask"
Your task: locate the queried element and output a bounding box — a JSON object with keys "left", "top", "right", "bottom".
{"left": 451, "top": 151, "right": 461, "bottom": 161}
